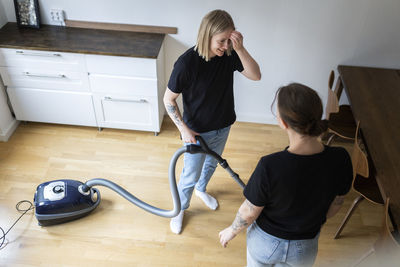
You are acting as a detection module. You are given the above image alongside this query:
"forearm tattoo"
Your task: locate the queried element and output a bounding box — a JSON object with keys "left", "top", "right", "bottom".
{"left": 166, "top": 103, "right": 183, "bottom": 127}
{"left": 231, "top": 200, "right": 257, "bottom": 231}
{"left": 231, "top": 212, "right": 249, "bottom": 231}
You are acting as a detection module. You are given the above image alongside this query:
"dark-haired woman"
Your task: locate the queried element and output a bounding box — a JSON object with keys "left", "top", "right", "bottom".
{"left": 219, "top": 83, "right": 353, "bottom": 267}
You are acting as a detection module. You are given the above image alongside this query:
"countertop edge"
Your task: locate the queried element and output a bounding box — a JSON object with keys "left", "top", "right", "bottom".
{"left": 0, "top": 44, "right": 160, "bottom": 59}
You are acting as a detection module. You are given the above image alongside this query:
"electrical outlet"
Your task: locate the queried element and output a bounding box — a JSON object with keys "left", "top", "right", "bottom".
{"left": 50, "top": 9, "right": 65, "bottom": 26}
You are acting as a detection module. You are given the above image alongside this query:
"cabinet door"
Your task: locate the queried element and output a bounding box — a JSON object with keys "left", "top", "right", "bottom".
{"left": 88, "top": 73, "right": 157, "bottom": 96}
{"left": 85, "top": 54, "right": 157, "bottom": 78}
{"left": 0, "top": 48, "right": 86, "bottom": 72}
{"left": 93, "top": 93, "right": 160, "bottom": 132}
{"left": 7, "top": 87, "right": 97, "bottom": 126}
{"left": 0, "top": 66, "right": 89, "bottom": 92}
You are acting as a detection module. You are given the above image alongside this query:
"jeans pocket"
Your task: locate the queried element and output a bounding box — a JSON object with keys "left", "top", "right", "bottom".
{"left": 289, "top": 239, "right": 318, "bottom": 266}
{"left": 247, "top": 225, "right": 280, "bottom": 261}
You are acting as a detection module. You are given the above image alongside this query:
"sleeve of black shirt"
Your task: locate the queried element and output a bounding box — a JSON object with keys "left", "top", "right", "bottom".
{"left": 243, "top": 157, "right": 269, "bottom": 207}
{"left": 167, "top": 58, "right": 190, "bottom": 94}
{"left": 232, "top": 50, "right": 244, "bottom": 72}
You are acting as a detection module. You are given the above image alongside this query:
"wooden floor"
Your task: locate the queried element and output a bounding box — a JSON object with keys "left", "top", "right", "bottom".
{"left": 0, "top": 117, "right": 383, "bottom": 266}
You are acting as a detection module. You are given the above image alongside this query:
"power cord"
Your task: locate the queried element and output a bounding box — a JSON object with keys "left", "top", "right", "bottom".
{"left": 0, "top": 200, "right": 34, "bottom": 249}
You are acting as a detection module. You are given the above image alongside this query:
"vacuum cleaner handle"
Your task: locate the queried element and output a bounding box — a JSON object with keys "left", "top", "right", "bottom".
{"left": 195, "top": 135, "right": 223, "bottom": 162}
{"left": 187, "top": 135, "right": 245, "bottom": 189}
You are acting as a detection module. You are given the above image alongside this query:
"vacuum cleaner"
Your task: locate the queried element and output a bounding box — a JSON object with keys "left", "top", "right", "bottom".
{"left": 33, "top": 136, "right": 245, "bottom": 226}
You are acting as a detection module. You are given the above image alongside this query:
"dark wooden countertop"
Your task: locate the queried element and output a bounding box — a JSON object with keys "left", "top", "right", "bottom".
{"left": 0, "top": 22, "right": 165, "bottom": 58}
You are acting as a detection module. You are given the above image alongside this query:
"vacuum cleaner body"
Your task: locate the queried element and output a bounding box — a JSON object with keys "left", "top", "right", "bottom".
{"left": 34, "top": 179, "right": 100, "bottom": 226}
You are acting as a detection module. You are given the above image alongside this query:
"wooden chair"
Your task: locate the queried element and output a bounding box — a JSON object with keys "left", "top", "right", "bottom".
{"left": 352, "top": 197, "right": 400, "bottom": 267}
{"left": 334, "top": 121, "right": 384, "bottom": 239}
{"left": 325, "top": 70, "right": 357, "bottom": 146}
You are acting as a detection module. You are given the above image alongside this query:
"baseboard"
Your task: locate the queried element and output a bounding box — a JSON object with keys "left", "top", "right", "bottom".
{"left": 236, "top": 112, "right": 277, "bottom": 125}
{"left": 0, "top": 119, "right": 19, "bottom": 142}
{"left": 162, "top": 112, "right": 277, "bottom": 126}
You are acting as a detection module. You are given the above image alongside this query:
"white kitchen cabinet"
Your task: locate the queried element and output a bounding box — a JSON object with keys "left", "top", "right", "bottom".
{"left": 7, "top": 87, "right": 97, "bottom": 126}
{"left": 92, "top": 94, "right": 159, "bottom": 131}
{"left": 0, "top": 48, "right": 95, "bottom": 127}
{"left": 0, "top": 66, "right": 90, "bottom": 92}
{"left": 0, "top": 44, "right": 166, "bottom": 134}
{"left": 86, "top": 43, "right": 165, "bottom": 134}
{"left": 0, "top": 48, "right": 86, "bottom": 71}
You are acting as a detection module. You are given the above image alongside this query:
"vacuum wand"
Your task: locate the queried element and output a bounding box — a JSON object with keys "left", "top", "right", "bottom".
{"left": 190, "top": 136, "right": 245, "bottom": 189}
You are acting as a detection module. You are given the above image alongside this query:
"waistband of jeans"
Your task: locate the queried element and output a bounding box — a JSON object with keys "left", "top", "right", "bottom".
{"left": 252, "top": 222, "right": 286, "bottom": 241}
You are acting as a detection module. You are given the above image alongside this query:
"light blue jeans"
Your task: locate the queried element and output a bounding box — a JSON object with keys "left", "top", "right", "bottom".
{"left": 178, "top": 125, "right": 231, "bottom": 210}
{"left": 246, "top": 222, "right": 319, "bottom": 267}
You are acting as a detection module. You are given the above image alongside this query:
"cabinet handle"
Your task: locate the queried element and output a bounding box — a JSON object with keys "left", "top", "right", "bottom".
{"left": 103, "top": 96, "right": 147, "bottom": 103}
{"left": 16, "top": 50, "right": 62, "bottom": 57}
{"left": 23, "top": 72, "right": 67, "bottom": 79}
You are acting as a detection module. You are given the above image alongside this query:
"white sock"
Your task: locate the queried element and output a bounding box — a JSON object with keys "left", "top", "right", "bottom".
{"left": 170, "top": 210, "right": 184, "bottom": 234}
{"left": 195, "top": 189, "right": 218, "bottom": 210}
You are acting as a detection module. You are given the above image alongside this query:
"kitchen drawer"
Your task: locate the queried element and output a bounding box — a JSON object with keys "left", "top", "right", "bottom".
{"left": 0, "top": 66, "right": 90, "bottom": 92}
{"left": 7, "top": 87, "right": 97, "bottom": 126}
{"left": 0, "top": 48, "right": 86, "bottom": 72}
{"left": 85, "top": 54, "right": 157, "bottom": 78}
{"left": 93, "top": 93, "right": 159, "bottom": 132}
{"left": 89, "top": 73, "right": 157, "bottom": 96}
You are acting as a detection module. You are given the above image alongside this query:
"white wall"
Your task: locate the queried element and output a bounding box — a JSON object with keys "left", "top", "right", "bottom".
{"left": 1, "top": 0, "right": 400, "bottom": 125}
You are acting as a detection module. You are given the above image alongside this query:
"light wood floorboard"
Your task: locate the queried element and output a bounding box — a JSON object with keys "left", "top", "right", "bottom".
{"left": 0, "top": 117, "right": 383, "bottom": 266}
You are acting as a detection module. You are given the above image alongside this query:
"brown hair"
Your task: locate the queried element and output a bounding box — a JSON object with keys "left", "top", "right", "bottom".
{"left": 272, "top": 83, "right": 328, "bottom": 136}
{"left": 194, "top": 9, "right": 235, "bottom": 61}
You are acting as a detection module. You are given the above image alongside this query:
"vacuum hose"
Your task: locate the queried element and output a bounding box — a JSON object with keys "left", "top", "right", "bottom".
{"left": 81, "top": 136, "right": 245, "bottom": 218}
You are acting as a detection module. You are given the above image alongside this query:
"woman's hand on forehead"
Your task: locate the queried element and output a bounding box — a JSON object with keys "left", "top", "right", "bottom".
{"left": 230, "top": 30, "right": 244, "bottom": 51}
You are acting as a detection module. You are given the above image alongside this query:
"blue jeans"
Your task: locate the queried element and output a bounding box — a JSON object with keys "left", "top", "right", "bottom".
{"left": 178, "top": 126, "right": 231, "bottom": 210}
{"left": 246, "top": 222, "right": 319, "bottom": 267}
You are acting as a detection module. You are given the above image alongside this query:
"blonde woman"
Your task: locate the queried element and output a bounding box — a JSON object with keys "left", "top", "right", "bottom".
{"left": 164, "top": 9, "right": 261, "bottom": 234}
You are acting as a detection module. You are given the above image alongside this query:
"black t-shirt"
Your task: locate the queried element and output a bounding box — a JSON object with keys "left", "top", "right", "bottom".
{"left": 244, "top": 145, "right": 353, "bottom": 240}
{"left": 167, "top": 47, "right": 244, "bottom": 133}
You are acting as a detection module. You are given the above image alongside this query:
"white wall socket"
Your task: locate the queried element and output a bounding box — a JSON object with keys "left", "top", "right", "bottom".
{"left": 50, "top": 9, "right": 65, "bottom": 26}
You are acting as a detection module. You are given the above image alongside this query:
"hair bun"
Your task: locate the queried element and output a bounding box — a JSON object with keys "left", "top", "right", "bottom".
{"left": 307, "top": 119, "right": 328, "bottom": 136}
{"left": 320, "top": 119, "right": 329, "bottom": 132}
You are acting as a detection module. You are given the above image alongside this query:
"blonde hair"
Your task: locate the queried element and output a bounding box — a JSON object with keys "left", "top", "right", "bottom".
{"left": 194, "top": 9, "right": 235, "bottom": 61}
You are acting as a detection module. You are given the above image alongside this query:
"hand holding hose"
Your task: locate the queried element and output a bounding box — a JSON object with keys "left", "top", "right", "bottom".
{"left": 180, "top": 125, "right": 199, "bottom": 144}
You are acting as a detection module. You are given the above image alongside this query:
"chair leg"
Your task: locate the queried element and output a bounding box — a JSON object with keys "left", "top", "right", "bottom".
{"left": 351, "top": 247, "right": 374, "bottom": 267}
{"left": 334, "top": 195, "right": 365, "bottom": 239}
{"left": 388, "top": 207, "right": 398, "bottom": 233}
{"left": 326, "top": 133, "right": 335, "bottom": 146}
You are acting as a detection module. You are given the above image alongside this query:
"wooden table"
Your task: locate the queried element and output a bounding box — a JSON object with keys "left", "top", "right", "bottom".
{"left": 338, "top": 65, "right": 400, "bottom": 227}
